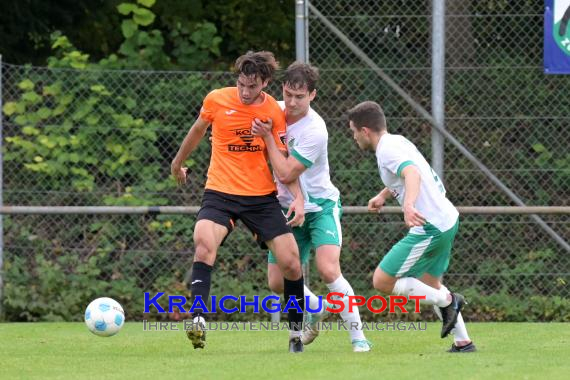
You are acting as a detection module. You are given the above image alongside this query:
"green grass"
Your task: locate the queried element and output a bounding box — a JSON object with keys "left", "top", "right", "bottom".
{"left": 1, "top": 322, "right": 569, "bottom": 379}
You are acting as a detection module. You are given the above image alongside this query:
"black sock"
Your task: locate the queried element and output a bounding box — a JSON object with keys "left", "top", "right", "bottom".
{"left": 188, "top": 261, "right": 213, "bottom": 319}
{"left": 284, "top": 276, "right": 305, "bottom": 331}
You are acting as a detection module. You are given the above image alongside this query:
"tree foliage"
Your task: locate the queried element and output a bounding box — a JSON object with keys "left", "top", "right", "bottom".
{"left": 0, "top": 0, "right": 295, "bottom": 67}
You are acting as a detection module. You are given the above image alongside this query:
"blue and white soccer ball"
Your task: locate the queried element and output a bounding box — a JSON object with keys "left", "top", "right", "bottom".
{"left": 84, "top": 297, "right": 125, "bottom": 337}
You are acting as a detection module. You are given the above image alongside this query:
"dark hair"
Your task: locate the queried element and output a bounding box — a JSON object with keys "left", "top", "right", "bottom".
{"left": 347, "top": 101, "right": 387, "bottom": 132}
{"left": 282, "top": 62, "right": 319, "bottom": 92}
{"left": 234, "top": 51, "right": 279, "bottom": 82}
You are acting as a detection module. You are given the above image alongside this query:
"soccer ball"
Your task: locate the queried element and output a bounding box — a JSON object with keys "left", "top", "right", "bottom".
{"left": 84, "top": 297, "right": 125, "bottom": 337}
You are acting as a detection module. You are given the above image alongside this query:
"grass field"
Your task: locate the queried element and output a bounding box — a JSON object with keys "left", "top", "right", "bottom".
{"left": 1, "top": 322, "right": 569, "bottom": 379}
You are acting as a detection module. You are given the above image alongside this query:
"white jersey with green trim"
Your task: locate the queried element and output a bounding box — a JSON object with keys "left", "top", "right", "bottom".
{"left": 276, "top": 102, "right": 340, "bottom": 212}
{"left": 376, "top": 133, "right": 458, "bottom": 233}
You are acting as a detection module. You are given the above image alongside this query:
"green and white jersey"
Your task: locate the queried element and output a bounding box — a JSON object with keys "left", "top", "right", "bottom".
{"left": 376, "top": 134, "right": 458, "bottom": 233}
{"left": 276, "top": 102, "right": 340, "bottom": 213}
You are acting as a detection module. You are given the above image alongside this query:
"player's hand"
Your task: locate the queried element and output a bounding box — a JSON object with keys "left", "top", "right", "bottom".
{"left": 251, "top": 118, "right": 273, "bottom": 138}
{"left": 171, "top": 163, "right": 188, "bottom": 186}
{"left": 286, "top": 195, "right": 305, "bottom": 227}
{"left": 403, "top": 204, "right": 426, "bottom": 227}
{"left": 368, "top": 193, "right": 386, "bottom": 213}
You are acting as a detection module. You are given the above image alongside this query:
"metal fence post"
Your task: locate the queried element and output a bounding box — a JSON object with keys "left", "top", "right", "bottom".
{"left": 0, "top": 54, "right": 4, "bottom": 320}
{"left": 431, "top": 0, "right": 446, "bottom": 180}
{"left": 295, "top": 0, "right": 309, "bottom": 63}
{"left": 296, "top": 0, "right": 310, "bottom": 302}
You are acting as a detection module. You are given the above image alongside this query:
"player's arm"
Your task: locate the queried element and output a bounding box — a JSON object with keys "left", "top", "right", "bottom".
{"left": 284, "top": 179, "right": 305, "bottom": 227}
{"left": 170, "top": 116, "right": 210, "bottom": 185}
{"left": 400, "top": 165, "right": 426, "bottom": 227}
{"left": 368, "top": 187, "right": 392, "bottom": 212}
{"left": 266, "top": 137, "right": 306, "bottom": 184}
{"left": 251, "top": 118, "right": 306, "bottom": 183}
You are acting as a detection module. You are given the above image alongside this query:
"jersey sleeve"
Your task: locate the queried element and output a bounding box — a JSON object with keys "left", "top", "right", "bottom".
{"left": 270, "top": 111, "right": 287, "bottom": 152}
{"left": 199, "top": 90, "right": 218, "bottom": 123}
{"left": 290, "top": 129, "right": 326, "bottom": 168}
{"left": 380, "top": 143, "right": 415, "bottom": 177}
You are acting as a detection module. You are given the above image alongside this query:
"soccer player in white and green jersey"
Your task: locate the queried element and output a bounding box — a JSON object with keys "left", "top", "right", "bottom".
{"left": 347, "top": 101, "right": 475, "bottom": 353}
{"left": 252, "top": 62, "right": 372, "bottom": 352}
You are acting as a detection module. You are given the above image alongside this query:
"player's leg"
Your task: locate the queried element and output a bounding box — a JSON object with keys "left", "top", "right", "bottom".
{"left": 267, "top": 263, "right": 321, "bottom": 311}
{"left": 422, "top": 220, "right": 474, "bottom": 350}
{"left": 422, "top": 274, "right": 475, "bottom": 353}
{"left": 314, "top": 244, "right": 371, "bottom": 352}
{"left": 373, "top": 233, "right": 457, "bottom": 331}
{"left": 299, "top": 244, "right": 337, "bottom": 346}
{"left": 373, "top": 266, "right": 463, "bottom": 339}
{"left": 266, "top": 234, "right": 305, "bottom": 352}
{"left": 268, "top": 225, "right": 320, "bottom": 308}
{"left": 186, "top": 190, "right": 233, "bottom": 349}
{"left": 306, "top": 204, "right": 371, "bottom": 351}
{"left": 186, "top": 219, "right": 228, "bottom": 349}
{"left": 241, "top": 194, "right": 305, "bottom": 353}
{"left": 191, "top": 219, "right": 228, "bottom": 310}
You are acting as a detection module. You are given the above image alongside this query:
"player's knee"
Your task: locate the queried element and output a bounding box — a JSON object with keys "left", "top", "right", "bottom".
{"left": 279, "top": 258, "right": 302, "bottom": 280}
{"left": 193, "top": 237, "right": 216, "bottom": 262}
{"left": 318, "top": 266, "right": 340, "bottom": 284}
{"left": 373, "top": 275, "right": 393, "bottom": 294}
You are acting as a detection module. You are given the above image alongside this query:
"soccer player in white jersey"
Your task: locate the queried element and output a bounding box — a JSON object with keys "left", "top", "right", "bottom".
{"left": 347, "top": 101, "right": 476, "bottom": 353}
{"left": 252, "top": 62, "right": 372, "bottom": 352}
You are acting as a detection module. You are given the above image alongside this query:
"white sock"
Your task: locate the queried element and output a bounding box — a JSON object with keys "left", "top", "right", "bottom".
{"left": 289, "top": 330, "right": 301, "bottom": 338}
{"left": 438, "top": 285, "right": 470, "bottom": 343}
{"left": 392, "top": 277, "right": 451, "bottom": 308}
{"left": 304, "top": 285, "right": 321, "bottom": 312}
{"left": 193, "top": 315, "right": 205, "bottom": 325}
{"left": 327, "top": 275, "right": 365, "bottom": 341}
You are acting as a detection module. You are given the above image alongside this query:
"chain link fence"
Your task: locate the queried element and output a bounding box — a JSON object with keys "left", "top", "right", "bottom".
{"left": 305, "top": 0, "right": 569, "bottom": 315}
{"left": 1, "top": 0, "right": 569, "bottom": 322}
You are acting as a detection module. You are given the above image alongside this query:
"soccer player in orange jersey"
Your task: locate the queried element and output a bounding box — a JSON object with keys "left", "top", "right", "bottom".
{"left": 171, "top": 51, "right": 306, "bottom": 353}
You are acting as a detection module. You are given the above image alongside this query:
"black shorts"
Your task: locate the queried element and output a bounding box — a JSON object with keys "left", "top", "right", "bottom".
{"left": 197, "top": 189, "right": 292, "bottom": 248}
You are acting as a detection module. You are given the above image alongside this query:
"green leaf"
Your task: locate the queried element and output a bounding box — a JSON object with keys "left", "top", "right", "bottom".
{"left": 51, "top": 36, "right": 71, "bottom": 50}
{"left": 22, "top": 126, "right": 40, "bottom": 136}
{"left": 90, "top": 84, "right": 105, "bottom": 93}
{"left": 70, "top": 60, "right": 87, "bottom": 70}
{"left": 43, "top": 82, "right": 62, "bottom": 96}
{"left": 18, "top": 79, "right": 35, "bottom": 91}
{"left": 124, "top": 97, "right": 137, "bottom": 110}
{"left": 2, "top": 102, "right": 17, "bottom": 116}
{"left": 24, "top": 162, "right": 49, "bottom": 173}
{"left": 117, "top": 3, "right": 138, "bottom": 15}
{"left": 22, "top": 91, "right": 42, "bottom": 104}
{"left": 38, "top": 136, "right": 57, "bottom": 149}
{"left": 532, "top": 143, "right": 546, "bottom": 153}
{"left": 121, "top": 19, "right": 138, "bottom": 39}
{"left": 132, "top": 8, "right": 155, "bottom": 26}
{"left": 119, "top": 114, "right": 135, "bottom": 128}
{"left": 37, "top": 107, "right": 52, "bottom": 119}
{"left": 86, "top": 96, "right": 100, "bottom": 106}
{"left": 68, "top": 153, "right": 81, "bottom": 163}
{"left": 86, "top": 115, "right": 100, "bottom": 126}
{"left": 71, "top": 104, "right": 93, "bottom": 121}
{"left": 137, "top": 0, "right": 156, "bottom": 7}
{"left": 16, "top": 102, "right": 26, "bottom": 114}
{"left": 14, "top": 115, "right": 28, "bottom": 126}
{"left": 52, "top": 104, "right": 67, "bottom": 116}
{"left": 119, "top": 39, "right": 137, "bottom": 57}
{"left": 59, "top": 95, "right": 74, "bottom": 106}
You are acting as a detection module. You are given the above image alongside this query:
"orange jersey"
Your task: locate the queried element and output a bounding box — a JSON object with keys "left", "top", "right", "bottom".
{"left": 199, "top": 87, "right": 287, "bottom": 196}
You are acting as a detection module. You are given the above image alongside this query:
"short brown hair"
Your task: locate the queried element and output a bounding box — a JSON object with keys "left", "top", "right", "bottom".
{"left": 234, "top": 51, "right": 279, "bottom": 83}
{"left": 282, "top": 62, "right": 319, "bottom": 92}
{"left": 347, "top": 101, "right": 387, "bottom": 132}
